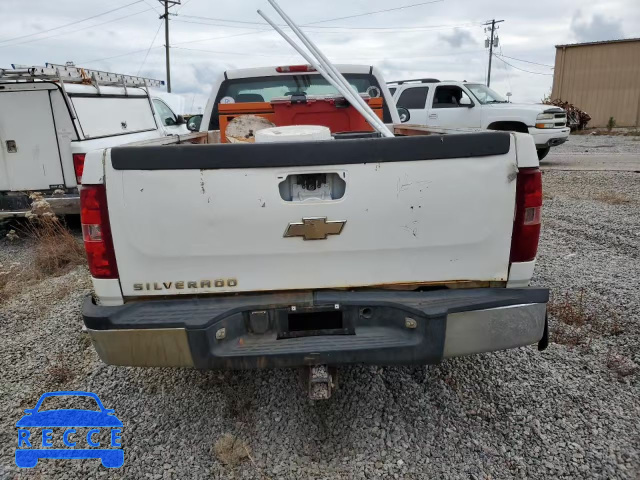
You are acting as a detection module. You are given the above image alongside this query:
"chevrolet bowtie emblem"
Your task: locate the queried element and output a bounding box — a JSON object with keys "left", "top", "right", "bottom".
{"left": 284, "top": 217, "right": 346, "bottom": 240}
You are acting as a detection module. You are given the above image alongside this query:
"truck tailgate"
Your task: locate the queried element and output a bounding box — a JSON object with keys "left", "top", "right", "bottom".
{"left": 104, "top": 133, "right": 518, "bottom": 297}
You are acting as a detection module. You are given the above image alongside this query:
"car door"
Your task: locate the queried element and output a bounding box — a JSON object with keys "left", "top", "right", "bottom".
{"left": 395, "top": 86, "right": 430, "bottom": 125}
{"left": 426, "top": 85, "right": 482, "bottom": 129}
{"left": 152, "top": 98, "right": 187, "bottom": 135}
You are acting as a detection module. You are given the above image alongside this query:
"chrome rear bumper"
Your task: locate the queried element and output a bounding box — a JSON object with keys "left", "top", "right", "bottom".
{"left": 84, "top": 288, "right": 549, "bottom": 369}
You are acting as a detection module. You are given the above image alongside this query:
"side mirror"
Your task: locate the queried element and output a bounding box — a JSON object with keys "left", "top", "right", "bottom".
{"left": 175, "top": 115, "right": 185, "bottom": 125}
{"left": 397, "top": 107, "right": 411, "bottom": 123}
{"left": 459, "top": 96, "right": 473, "bottom": 107}
{"left": 187, "top": 114, "right": 203, "bottom": 132}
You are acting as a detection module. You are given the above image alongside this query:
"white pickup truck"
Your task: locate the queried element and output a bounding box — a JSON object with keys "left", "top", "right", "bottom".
{"left": 81, "top": 64, "right": 549, "bottom": 398}
{"left": 0, "top": 64, "right": 187, "bottom": 219}
{"left": 388, "top": 79, "right": 570, "bottom": 160}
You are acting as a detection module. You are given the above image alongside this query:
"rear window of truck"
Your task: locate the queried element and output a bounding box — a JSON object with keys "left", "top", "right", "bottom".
{"left": 209, "top": 73, "right": 392, "bottom": 129}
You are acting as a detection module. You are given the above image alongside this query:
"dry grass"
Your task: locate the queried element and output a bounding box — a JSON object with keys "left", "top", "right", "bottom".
{"left": 45, "top": 354, "right": 74, "bottom": 386}
{"left": 549, "top": 290, "right": 592, "bottom": 327}
{"left": 212, "top": 433, "right": 250, "bottom": 466}
{"left": 1, "top": 196, "right": 86, "bottom": 303}
{"left": 20, "top": 217, "right": 86, "bottom": 276}
{"left": 550, "top": 290, "right": 627, "bottom": 349}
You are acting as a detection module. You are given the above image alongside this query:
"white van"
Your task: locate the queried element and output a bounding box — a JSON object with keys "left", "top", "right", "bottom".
{"left": 0, "top": 64, "right": 186, "bottom": 218}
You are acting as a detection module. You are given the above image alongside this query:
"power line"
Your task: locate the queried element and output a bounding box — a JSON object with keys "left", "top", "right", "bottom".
{"left": 173, "top": 27, "right": 268, "bottom": 46}
{"left": 81, "top": 42, "right": 483, "bottom": 71}
{"left": 311, "top": 21, "right": 483, "bottom": 31}
{"left": 0, "top": 0, "right": 144, "bottom": 45}
{"left": 177, "top": 14, "right": 476, "bottom": 31}
{"left": 176, "top": 0, "right": 196, "bottom": 12}
{"left": 173, "top": 45, "right": 485, "bottom": 61}
{"left": 307, "top": 0, "right": 444, "bottom": 25}
{"left": 173, "top": 19, "right": 269, "bottom": 30}
{"left": 175, "top": 3, "right": 450, "bottom": 32}
{"left": 498, "top": 45, "right": 513, "bottom": 95}
{"left": 81, "top": 46, "right": 162, "bottom": 65}
{"left": 173, "top": 46, "right": 286, "bottom": 57}
{"left": 172, "top": 1, "right": 449, "bottom": 47}
{"left": 173, "top": 18, "right": 480, "bottom": 35}
{"left": 177, "top": 14, "right": 290, "bottom": 26}
{"left": 494, "top": 53, "right": 554, "bottom": 68}
{"left": 493, "top": 54, "right": 554, "bottom": 76}
{"left": 137, "top": 21, "right": 164, "bottom": 75}
{"left": 141, "top": 0, "right": 162, "bottom": 14}
{"left": 81, "top": 1, "right": 455, "bottom": 74}
{"left": 0, "top": 7, "right": 155, "bottom": 50}
{"left": 356, "top": 49, "right": 485, "bottom": 61}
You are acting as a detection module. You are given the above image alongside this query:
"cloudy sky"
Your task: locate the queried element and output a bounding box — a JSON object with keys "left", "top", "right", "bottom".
{"left": 1, "top": 0, "right": 637, "bottom": 112}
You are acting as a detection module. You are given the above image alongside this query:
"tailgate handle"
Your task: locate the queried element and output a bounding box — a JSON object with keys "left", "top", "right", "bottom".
{"left": 6, "top": 140, "right": 17, "bottom": 153}
{"left": 279, "top": 172, "right": 346, "bottom": 202}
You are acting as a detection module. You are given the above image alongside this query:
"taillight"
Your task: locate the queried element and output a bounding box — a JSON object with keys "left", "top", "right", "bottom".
{"left": 510, "top": 168, "right": 542, "bottom": 263}
{"left": 73, "top": 154, "right": 86, "bottom": 184}
{"left": 80, "top": 185, "right": 119, "bottom": 279}
{"left": 276, "top": 65, "right": 315, "bottom": 73}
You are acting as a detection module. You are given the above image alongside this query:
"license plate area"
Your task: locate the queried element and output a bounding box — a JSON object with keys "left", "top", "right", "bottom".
{"left": 277, "top": 306, "right": 354, "bottom": 339}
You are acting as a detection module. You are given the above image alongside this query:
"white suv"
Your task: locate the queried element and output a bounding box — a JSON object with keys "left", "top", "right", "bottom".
{"left": 388, "top": 79, "right": 570, "bottom": 160}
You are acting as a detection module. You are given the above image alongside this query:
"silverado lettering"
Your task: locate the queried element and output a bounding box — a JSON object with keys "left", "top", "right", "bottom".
{"left": 133, "top": 279, "right": 238, "bottom": 291}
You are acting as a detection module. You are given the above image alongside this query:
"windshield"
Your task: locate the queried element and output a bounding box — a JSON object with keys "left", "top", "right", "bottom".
{"left": 465, "top": 84, "right": 507, "bottom": 104}
{"left": 211, "top": 73, "right": 390, "bottom": 128}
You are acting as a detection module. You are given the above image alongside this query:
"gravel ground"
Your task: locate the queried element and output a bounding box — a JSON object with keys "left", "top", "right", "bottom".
{"left": 1, "top": 170, "right": 639, "bottom": 479}
{"left": 555, "top": 133, "right": 640, "bottom": 155}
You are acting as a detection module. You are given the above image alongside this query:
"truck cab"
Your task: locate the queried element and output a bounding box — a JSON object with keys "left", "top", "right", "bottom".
{"left": 186, "top": 64, "right": 401, "bottom": 134}
{"left": 388, "top": 79, "right": 570, "bottom": 159}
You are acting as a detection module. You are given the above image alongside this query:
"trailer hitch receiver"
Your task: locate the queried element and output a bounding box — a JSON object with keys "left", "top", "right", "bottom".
{"left": 308, "top": 365, "right": 334, "bottom": 400}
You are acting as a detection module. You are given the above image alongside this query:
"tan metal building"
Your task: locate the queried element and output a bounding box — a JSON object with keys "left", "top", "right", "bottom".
{"left": 552, "top": 38, "right": 640, "bottom": 128}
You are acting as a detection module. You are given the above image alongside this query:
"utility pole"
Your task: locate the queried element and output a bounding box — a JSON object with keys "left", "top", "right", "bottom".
{"left": 159, "top": 0, "right": 180, "bottom": 93}
{"left": 484, "top": 19, "right": 504, "bottom": 87}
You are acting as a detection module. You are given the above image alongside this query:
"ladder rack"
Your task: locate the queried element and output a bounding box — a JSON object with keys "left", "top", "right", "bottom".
{"left": 0, "top": 63, "right": 165, "bottom": 88}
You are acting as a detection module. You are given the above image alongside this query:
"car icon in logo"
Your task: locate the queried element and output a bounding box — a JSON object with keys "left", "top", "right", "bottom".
{"left": 15, "top": 391, "right": 123, "bottom": 468}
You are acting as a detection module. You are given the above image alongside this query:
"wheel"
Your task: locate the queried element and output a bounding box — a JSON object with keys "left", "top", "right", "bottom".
{"left": 537, "top": 147, "right": 551, "bottom": 161}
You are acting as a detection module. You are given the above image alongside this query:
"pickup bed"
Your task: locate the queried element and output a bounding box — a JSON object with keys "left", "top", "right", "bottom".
{"left": 80, "top": 66, "right": 548, "bottom": 396}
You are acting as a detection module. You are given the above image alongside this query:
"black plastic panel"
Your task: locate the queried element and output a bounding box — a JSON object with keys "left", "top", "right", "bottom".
{"left": 110, "top": 131, "right": 512, "bottom": 171}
